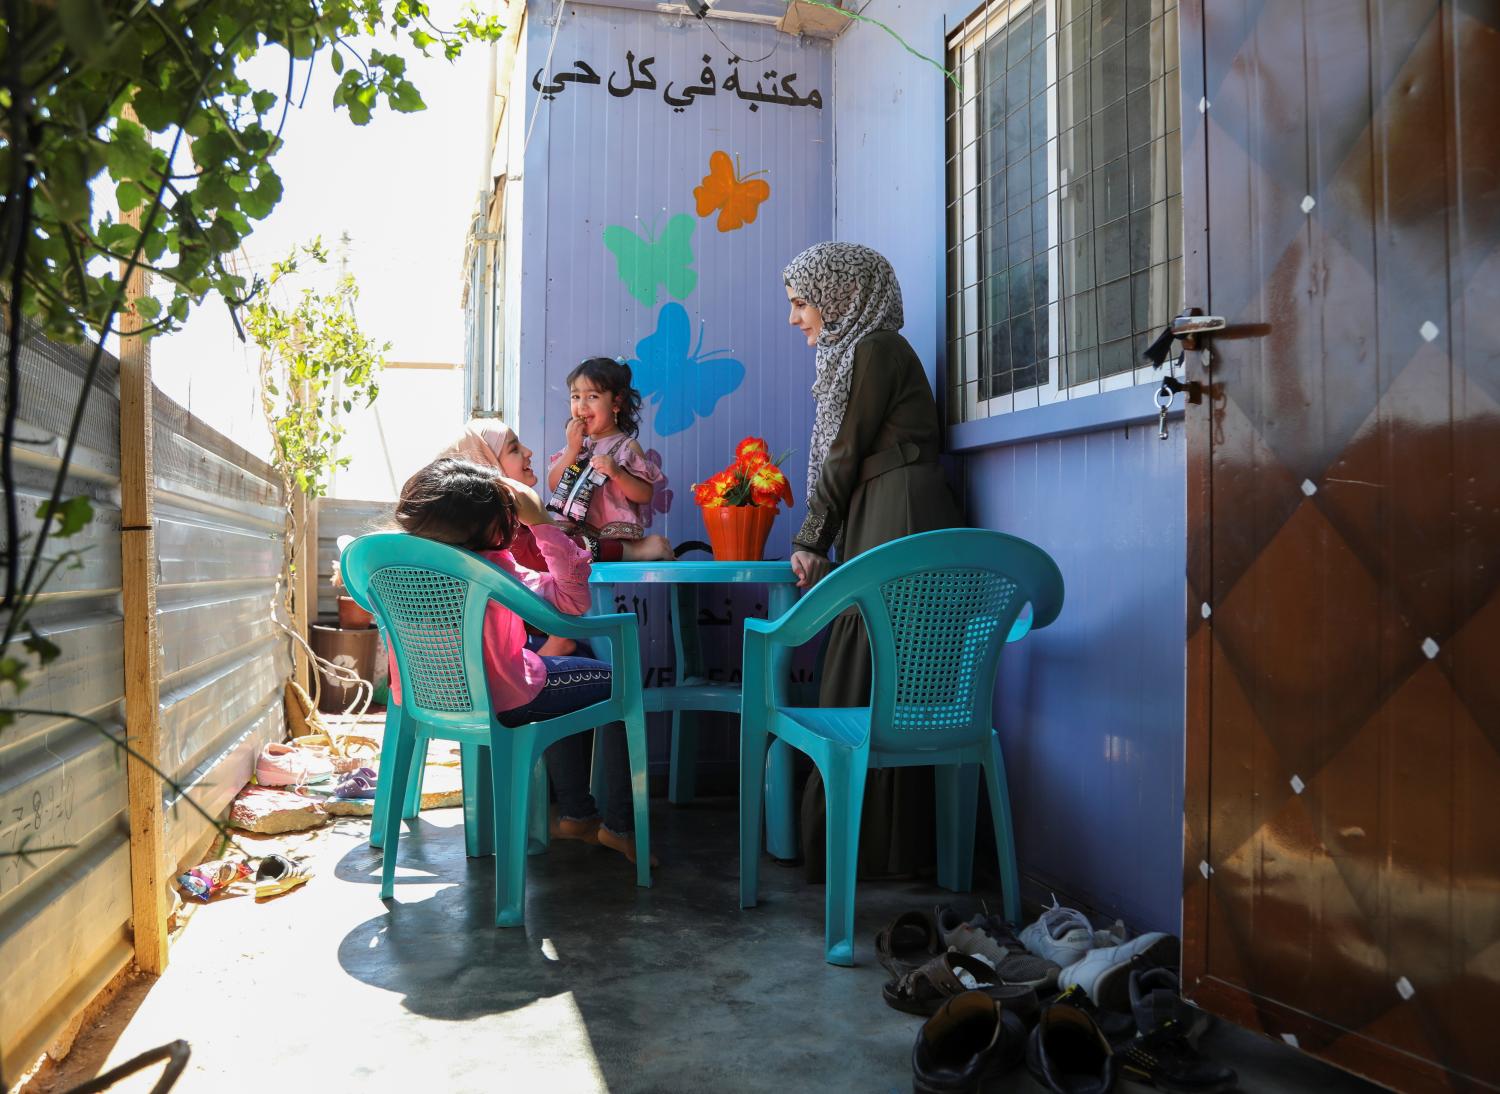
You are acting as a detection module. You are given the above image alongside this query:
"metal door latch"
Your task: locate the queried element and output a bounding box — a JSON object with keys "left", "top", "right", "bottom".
{"left": 1145, "top": 310, "right": 1221, "bottom": 439}
{"left": 1142, "top": 310, "right": 1227, "bottom": 366}
{"left": 1168, "top": 312, "right": 1226, "bottom": 350}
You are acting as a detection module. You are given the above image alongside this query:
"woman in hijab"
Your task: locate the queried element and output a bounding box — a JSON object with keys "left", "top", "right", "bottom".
{"left": 783, "top": 242, "right": 966, "bottom": 881}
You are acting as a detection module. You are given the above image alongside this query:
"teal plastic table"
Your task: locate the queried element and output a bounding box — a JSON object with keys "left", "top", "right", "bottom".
{"left": 587, "top": 560, "right": 799, "bottom": 860}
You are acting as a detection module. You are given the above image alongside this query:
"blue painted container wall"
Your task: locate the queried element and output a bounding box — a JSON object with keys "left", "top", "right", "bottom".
{"left": 512, "top": 1, "right": 834, "bottom": 756}
{"left": 831, "top": 1, "right": 1187, "bottom": 935}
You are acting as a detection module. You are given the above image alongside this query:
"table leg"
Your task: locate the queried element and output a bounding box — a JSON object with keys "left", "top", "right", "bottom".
{"left": 668, "top": 710, "right": 700, "bottom": 803}
{"left": 763, "top": 585, "right": 798, "bottom": 861}
{"left": 667, "top": 583, "right": 699, "bottom": 804}
{"left": 588, "top": 585, "right": 614, "bottom": 811}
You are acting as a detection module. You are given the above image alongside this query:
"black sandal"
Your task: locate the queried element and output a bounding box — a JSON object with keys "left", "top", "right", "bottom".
{"left": 875, "top": 909, "right": 943, "bottom": 977}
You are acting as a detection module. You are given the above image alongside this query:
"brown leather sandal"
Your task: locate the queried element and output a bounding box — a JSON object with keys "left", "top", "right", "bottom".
{"left": 883, "top": 953, "right": 1002, "bottom": 1016}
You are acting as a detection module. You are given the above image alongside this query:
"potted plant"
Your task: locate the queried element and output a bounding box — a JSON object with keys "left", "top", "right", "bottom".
{"left": 692, "top": 437, "right": 794, "bottom": 561}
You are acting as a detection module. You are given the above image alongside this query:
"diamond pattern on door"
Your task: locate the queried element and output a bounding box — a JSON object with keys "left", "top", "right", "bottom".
{"left": 1182, "top": 1, "right": 1500, "bottom": 1090}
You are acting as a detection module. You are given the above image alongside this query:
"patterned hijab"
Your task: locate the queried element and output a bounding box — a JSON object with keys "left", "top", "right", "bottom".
{"left": 441, "top": 417, "right": 513, "bottom": 469}
{"left": 783, "top": 242, "right": 904, "bottom": 495}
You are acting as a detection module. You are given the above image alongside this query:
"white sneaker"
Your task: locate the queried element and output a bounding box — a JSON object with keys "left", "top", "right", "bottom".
{"left": 1017, "top": 898, "right": 1096, "bottom": 967}
{"left": 1093, "top": 918, "right": 1128, "bottom": 949}
{"left": 1057, "top": 931, "right": 1181, "bottom": 1012}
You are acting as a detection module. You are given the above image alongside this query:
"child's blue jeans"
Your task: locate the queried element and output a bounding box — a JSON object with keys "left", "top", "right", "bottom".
{"left": 498, "top": 655, "right": 633, "bottom": 835}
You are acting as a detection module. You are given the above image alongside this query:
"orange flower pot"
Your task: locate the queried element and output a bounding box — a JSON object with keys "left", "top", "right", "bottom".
{"left": 701, "top": 504, "right": 777, "bottom": 562}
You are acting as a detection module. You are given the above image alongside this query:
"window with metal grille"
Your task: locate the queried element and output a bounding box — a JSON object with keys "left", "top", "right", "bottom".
{"left": 945, "top": 0, "right": 1183, "bottom": 422}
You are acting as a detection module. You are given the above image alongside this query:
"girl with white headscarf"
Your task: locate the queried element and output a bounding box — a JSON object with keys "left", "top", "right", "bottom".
{"left": 783, "top": 242, "right": 965, "bottom": 882}
{"left": 439, "top": 418, "right": 549, "bottom": 572}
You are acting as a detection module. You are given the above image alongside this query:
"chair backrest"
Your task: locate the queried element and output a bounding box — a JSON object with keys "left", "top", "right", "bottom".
{"left": 813, "top": 529, "right": 1063, "bottom": 753}
{"left": 340, "top": 532, "right": 569, "bottom": 731}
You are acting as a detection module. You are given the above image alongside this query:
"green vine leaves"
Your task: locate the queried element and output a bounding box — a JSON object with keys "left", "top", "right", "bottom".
{"left": 2, "top": 0, "right": 505, "bottom": 347}
{"left": 247, "top": 240, "right": 386, "bottom": 499}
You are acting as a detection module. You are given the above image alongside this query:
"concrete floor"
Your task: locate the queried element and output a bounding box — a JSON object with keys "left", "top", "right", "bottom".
{"left": 40, "top": 797, "right": 1384, "bottom": 1093}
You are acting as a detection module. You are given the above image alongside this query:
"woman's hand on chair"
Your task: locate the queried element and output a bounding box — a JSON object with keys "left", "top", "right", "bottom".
{"left": 500, "top": 478, "right": 551, "bottom": 526}
{"left": 791, "top": 549, "right": 830, "bottom": 589}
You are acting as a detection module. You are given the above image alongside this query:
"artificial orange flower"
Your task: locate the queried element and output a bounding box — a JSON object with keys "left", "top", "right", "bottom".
{"left": 738, "top": 448, "right": 770, "bottom": 473}
{"left": 735, "top": 436, "right": 770, "bottom": 462}
{"left": 695, "top": 438, "right": 794, "bottom": 510}
{"left": 750, "top": 483, "right": 780, "bottom": 507}
{"left": 749, "top": 463, "right": 793, "bottom": 507}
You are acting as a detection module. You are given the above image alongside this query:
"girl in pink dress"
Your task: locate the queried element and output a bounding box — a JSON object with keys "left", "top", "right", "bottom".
{"left": 545, "top": 358, "right": 673, "bottom": 562}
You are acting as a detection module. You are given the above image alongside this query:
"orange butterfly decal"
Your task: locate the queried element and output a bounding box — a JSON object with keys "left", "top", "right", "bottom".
{"left": 693, "top": 150, "right": 771, "bottom": 233}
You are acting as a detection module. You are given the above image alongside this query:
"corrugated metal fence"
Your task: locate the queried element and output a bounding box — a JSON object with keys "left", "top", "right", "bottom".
{"left": 152, "top": 397, "right": 286, "bottom": 870}
{"left": 0, "top": 331, "right": 131, "bottom": 1085}
{"left": 0, "top": 332, "right": 285, "bottom": 1081}
{"left": 315, "top": 498, "right": 391, "bottom": 622}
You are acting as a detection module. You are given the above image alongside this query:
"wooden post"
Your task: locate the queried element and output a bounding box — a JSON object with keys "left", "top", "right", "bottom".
{"left": 288, "top": 372, "right": 317, "bottom": 695}
{"left": 301, "top": 483, "right": 318, "bottom": 691}
{"left": 289, "top": 484, "right": 310, "bottom": 693}
{"left": 118, "top": 113, "right": 168, "bottom": 975}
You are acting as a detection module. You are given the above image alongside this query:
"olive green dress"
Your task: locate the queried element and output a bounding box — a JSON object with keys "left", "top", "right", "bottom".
{"left": 792, "top": 329, "right": 965, "bottom": 880}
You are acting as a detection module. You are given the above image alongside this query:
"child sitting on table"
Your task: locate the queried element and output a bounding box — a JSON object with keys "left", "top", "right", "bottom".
{"left": 546, "top": 357, "right": 673, "bottom": 563}
{"left": 390, "top": 457, "right": 646, "bottom": 863}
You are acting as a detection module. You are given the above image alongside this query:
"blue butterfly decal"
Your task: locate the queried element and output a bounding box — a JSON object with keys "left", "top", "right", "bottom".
{"left": 630, "top": 303, "right": 745, "bottom": 436}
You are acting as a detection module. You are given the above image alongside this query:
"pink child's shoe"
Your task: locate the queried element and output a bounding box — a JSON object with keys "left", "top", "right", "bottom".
{"left": 256, "top": 741, "right": 334, "bottom": 787}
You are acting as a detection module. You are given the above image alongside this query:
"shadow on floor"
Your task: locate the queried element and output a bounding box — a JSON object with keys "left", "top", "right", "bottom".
{"left": 44, "top": 796, "right": 1384, "bottom": 1093}
{"left": 328, "top": 799, "right": 1382, "bottom": 1094}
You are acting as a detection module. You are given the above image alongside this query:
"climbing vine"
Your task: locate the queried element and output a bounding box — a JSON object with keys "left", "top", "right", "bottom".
{"left": 0, "top": 0, "right": 504, "bottom": 709}
{"left": 249, "top": 238, "right": 386, "bottom": 500}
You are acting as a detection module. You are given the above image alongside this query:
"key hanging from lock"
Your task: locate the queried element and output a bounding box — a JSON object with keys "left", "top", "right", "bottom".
{"left": 1143, "top": 310, "right": 1221, "bottom": 440}
{"left": 1152, "top": 340, "right": 1184, "bottom": 440}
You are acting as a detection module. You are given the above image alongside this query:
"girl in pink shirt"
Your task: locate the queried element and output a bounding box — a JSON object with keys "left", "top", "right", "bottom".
{"left": 546, "top": 357, "right": 673, "bottom": 563}
{"left": 390, "top": 457, "right": 642, "bottom": 862}
{"left": 441, "top": 416, "right": 582, "bottom": 657}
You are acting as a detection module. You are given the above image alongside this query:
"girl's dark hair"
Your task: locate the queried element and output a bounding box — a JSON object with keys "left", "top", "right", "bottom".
{"left": 395, "top": 457, "right": 519, "bottom": 552}
{"left": 566, "top": 356, "right": 642, "bottom": 437}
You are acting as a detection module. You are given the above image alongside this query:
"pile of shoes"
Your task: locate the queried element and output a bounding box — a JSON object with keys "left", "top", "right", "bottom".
{"left": 176, "top": 852, "right": 312, "bottom": 901}
{"left": 878, "top": 907, "right": 1058, "bottom": 1022}
{"left": 883, "top": 901, "right": 1238, "bottom": 1093}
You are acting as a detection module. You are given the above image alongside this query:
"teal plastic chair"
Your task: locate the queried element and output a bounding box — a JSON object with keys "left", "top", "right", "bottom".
{"left": 738, "top": 528, "right": 1064, "bottom": 965}
{"left": 341, "top": 532, "right": 652, "bottom": 926}
{"left": 368, "top": 683, "right": 546, "bottom": 860}
{"left": 367, "top": 689, "right": 548, "bottom": 860}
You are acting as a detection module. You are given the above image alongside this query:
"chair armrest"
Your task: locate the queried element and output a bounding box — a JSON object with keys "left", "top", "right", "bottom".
{"left": 741, "top": 623, "right": 787, "bottom": 710}
{"left": 1006, "top": 602, "right": 1034, "bottom": 643}
{"left": 543, "top": 610, "right": 639, "bottom": 640}
{"left": 742, "top": 573, "right": 857, "bottom": 649}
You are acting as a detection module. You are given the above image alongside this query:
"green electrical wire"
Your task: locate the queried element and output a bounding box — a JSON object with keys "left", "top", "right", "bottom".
{"left": 792, "top": 0, "right": 963, "bottom": 90}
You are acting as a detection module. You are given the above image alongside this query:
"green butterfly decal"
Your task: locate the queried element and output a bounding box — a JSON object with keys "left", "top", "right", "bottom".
{"left": 603, "top": 214, "right": 698, "bottom": 307}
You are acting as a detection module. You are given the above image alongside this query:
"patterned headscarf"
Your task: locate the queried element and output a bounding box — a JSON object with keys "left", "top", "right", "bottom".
{"left": 440, "top": 417, "right": 513, "bottom": 469}
{"left": 783, "top": 242, "right": 904, "bottom": 495}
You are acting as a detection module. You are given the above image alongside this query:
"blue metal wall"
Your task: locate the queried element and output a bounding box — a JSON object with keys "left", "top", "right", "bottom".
{"left": 511, "top": 0, "right": 833, "bottom": 748}
{"left": 832, "top": 0, "right": 1187, "bottom": 935}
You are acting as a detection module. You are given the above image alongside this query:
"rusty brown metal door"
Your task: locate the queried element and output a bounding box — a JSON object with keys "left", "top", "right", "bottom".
{"left": 1179, "top": 1, "right": 1500, "bottom": 1090}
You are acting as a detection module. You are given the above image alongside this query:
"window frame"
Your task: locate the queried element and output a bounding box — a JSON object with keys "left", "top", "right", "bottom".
{"left": 949, "top": 0, "right": 1061, "bottom": 420}
{"left": 945, "top": 0, "right": 1182, "bottom": 426}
